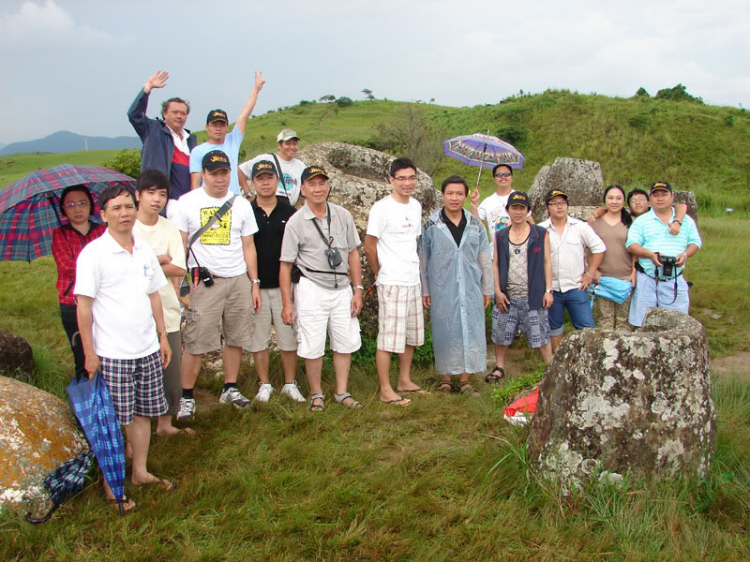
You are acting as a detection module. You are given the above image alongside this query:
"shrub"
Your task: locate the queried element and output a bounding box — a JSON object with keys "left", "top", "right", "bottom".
{"left": 102, "top": 149, "right": 141, "bottom": 178}
{"left": 635, "top": 87, "right": 650, "bottom": 97}
{"left": 655, "top": 84, "right": 704, "bottom": 104}
{"left": 336, "top": 96, "right": 354, "bottom": 108}
{"left": 373, "top": 104, "right": 445, "bottom": 175}
{"left": 628, "top": 113, "right": 651, "bottom": 130}
{"left": 495, "top": 126, "right": 529, "bottom": 148}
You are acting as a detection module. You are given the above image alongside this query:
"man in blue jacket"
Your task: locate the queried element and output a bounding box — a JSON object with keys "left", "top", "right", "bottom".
{"left": 128, "top": 70, "right": 197, "bottom": 218}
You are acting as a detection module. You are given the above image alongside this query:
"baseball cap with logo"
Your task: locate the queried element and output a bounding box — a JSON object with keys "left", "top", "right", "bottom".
{"left": 301, "top": 166, "right": 329, "bottom": 183}
{"left": 206, "top": 109, "right": 228, "bottom": 124}
{"left": 277, "top": 128, "right": 300, "bottom": 143}
{"left": 251, "top": 160, "right": 278, "bottom": 179}
{"left": 545, "top": 188, "right": 569, "bottom": 205}
{"left": 505, "top": 191, "right": 531, "bottom": 209}
{"left": 650, "top": 181, "right": 672, "bottom": 194}
{"left": 202, "top": 150, "right": 231, "bottom": 172}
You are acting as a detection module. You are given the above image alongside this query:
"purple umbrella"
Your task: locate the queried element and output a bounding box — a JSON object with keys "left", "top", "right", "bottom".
{"left": 0, "top": 164, "right": 134, "bottom": 262}
{"left": 444, "top": 133, "right": 525, "bottom": 191}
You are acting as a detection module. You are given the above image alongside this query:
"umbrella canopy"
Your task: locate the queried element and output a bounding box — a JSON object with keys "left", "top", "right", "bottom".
{"left": 26, "top": 451, "right": 95, "bottom": 524}
{"left": 66, "top": 373, "right": 127, "bottom": 514}
{"left": 0, "top": 164, "right": 134, "bottom": 262}
{"left": 444, "top": 133, "right": 525, "bottom": 170}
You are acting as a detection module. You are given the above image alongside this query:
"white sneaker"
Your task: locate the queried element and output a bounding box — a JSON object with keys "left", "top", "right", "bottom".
{"left": 177, "top": 397, "right": 195, "bottom": 421}
{"left": 219, "top": 387, "right": 252, "bottom": 409}
{"left": 254, "top": 383, "right": 274, "bottom": 403}
{"left": 281, "top": 381, "right": 306, "bottom": 403}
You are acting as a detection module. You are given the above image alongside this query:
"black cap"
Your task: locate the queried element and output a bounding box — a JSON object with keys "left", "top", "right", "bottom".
{"left": 545, "top": 188, "right": 569, "bottom": 204}
{"left": 650, "top": 181, "right": 672, "bottom": 194}
{"left": 251, "top": 160, "right": 277, "bottom": 179}
{"left": 206, "top": 109, "right": 228, "bottom": 124}
{"left": 505, "top": 191, "right": 531, "bottom": 209}
{"left": 301, "top": 166, "right": 329, "bottom": 183}
{"left": 202, "top": 150, "right": 231, "bottom": 172}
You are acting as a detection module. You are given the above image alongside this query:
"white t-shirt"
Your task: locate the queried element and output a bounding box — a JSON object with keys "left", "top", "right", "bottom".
{"left": 189, "top": 128, "right": 245, "bottom": 195}
{"left": 239, "top": 153, "right": 306, "bottom": 206}
{"left": 176, "top": 188, "right": 258, "bottom": 278}
{"left": 74, "top": 229, "right": 167, "bottom": 360}
{"left": 133, "top": 216, "right": 186, "bottom": 333}
{"left": 366, "top": 195, "right": 421, "bottom": 286}
{"left": 478, "top": 191, "right": 516, "bottom": 239}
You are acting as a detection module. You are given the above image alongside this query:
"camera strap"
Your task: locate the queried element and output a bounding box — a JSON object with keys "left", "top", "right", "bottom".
{"left": 654, "top": 254, "right": 679, "bottom": 306}
{"left": 271, "top": 154, "right": 290, "bottom": 197}
{"left": 185, "top": 194, "right": 237, "bottom": 265}
{"left": 310, "top": 204, "right": 340, "bottom": 288}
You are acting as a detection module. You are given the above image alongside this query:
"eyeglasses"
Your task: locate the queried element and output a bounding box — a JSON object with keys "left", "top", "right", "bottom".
{"left": 548, "top": 201, "right": 568, "bottom": 207}
{"left": 394, "top": 175, "right": 418, "bottom": 183}
{"left": 494, "top": 173, "right": 512, "bottom": 178}
{"left": 64, "top": 201, "right": 89, "bottom": 209}
{"left": 630, "top": 196, "right": 648, "bottom": 203}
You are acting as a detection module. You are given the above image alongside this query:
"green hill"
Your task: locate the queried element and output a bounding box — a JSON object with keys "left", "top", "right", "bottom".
{"left": 4, "top": 90, "right": 749, "bottom": 214}
{"left": 0, "top": 150, "right": 119, "bottom": 187}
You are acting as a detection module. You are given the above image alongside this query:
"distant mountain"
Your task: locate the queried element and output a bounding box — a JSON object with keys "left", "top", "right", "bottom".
{"left": 0, "top": 131, "right": 141, "bottom": 156}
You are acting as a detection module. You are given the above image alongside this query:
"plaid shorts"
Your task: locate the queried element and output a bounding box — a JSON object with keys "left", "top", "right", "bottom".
{"left": 492, "top": 297, "right": 550, "bottom": 348}
{"left": 377, "top": 284, "right": 424, "bottom": 353}
{"left": 100, "top": 351, "right": 168, "bottom": 426}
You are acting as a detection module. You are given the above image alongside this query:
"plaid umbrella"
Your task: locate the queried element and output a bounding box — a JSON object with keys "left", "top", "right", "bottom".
{"left": 0, "top": 164, "right": 134, "bottom": 262}
{"left": 26, "top": 451, "right": 95, "bottom": 524}
{"left": 66, "top": 373, "right": 127, "bottom": 515}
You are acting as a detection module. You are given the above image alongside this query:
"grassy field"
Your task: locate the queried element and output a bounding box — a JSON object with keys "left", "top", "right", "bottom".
{"left": 0, "top": 216, "right": 748, "bottom": 560}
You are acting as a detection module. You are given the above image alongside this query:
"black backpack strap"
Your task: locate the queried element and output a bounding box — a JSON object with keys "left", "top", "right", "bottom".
{"left": 186, "top": 194, "right": 237, "bottom": 263}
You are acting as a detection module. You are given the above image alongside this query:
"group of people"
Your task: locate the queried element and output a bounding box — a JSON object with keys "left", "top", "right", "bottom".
{"left": 49, "top": 70, "right": 702, "bottom": 511}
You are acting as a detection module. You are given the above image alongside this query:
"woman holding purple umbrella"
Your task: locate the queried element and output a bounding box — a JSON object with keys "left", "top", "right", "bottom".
{"left": 51, "top": 185, "right": 106, "bottom": 379}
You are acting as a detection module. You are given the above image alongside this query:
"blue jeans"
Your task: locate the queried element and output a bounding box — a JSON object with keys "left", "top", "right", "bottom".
{"left": 549, "top": 289, "right": 595, "bottom": 336}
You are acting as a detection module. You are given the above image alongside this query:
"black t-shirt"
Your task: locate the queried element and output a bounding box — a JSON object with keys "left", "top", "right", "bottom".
{"left": 252, "top": 199, "right": 297, "bottom": 288}
{"left": 441, "top": 208, "right": 467, "bottom": 247}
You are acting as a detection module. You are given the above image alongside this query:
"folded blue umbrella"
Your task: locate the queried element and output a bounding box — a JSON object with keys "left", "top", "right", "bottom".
{"left": 66, "top": 373, "right": 127, "bottom": 515}
{"left": 588, "top": 276, "right": 632, "bottom": 306}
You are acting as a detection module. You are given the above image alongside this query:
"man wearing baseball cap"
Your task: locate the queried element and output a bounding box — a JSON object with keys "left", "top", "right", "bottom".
{"left": 239, "top": 128, "right": 307, "bottom": 206}
{"left": 490, "top": 191, "right": 554, "bottom": 380}
{"left": 245, "top": 160, "right": 305, "bottom": 404}
{"left": 539, "top": 188, "right": 606, "bottom": 352}
{"left": 175, "top": 150, "right": 261, "bottom": 420}
{"left": 626, "top": 181, "right": 701, "bottom": 326}
{"left": 189, "top": 72, "right": 266, "bottom": 196}
{"left": 279, "top": 166, "right": 365, "bottom": 412}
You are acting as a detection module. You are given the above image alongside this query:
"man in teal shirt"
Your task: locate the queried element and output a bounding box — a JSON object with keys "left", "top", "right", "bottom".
{"left": 626, "top": 181, "right": 701, "bottom": 326}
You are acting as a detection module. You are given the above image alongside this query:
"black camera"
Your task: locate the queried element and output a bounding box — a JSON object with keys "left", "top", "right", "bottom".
{"left": 192, "top": 267, "right": 214, "bottom": 287}
{"left": 659, "top": 254, "right": 678, "bottom": 278}
{"left": 324, "top": 247, "right": 343, "bottom": 269}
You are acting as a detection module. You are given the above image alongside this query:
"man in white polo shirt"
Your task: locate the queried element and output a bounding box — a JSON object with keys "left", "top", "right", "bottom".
{"left": 176, "top": 150, "right": 261, "bottom": 420}
{"left": 626, "top": 181, "right": 701, "bottom": 326}
{"left": 365, "top": 157, "right": 424, "bottom": 407}
{"left": 76, "top": 185, "right": 175, "bottom": 512}
{"left": 239, "top": 128, "right": 306, "bottom": 205}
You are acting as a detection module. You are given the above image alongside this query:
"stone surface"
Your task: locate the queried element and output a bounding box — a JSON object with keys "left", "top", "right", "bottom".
{"left": 298, "top": 142, "right": 440, "bottom": 336}
{"left": 528, "top": 157, "right": 604, "bottom": 222}
{"left": 529, "top": 309, "right": 715, "bottom": 490}
{"left": 0, "top": 330, "right": 34, "bottom": 382}
{"left": 0, "top": 376, "right": 88, "bottom": 514}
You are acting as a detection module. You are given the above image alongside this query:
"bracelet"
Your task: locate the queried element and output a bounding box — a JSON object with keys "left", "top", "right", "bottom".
{"left": 353, "top": 285, "right": 364, "bottom": 290}
{"left": 673, "top": 220, "right": 682, "bottom": 225}
{"left": 584, "top": 272, "right": 594, "bottom": 279}
{"left": 158, "top": 331, "right": 168, "bottom": 339}
{"left": 251, "top": 279, "right": 261, "bottom": 284}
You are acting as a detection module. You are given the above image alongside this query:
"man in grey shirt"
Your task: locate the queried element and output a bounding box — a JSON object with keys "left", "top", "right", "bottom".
{"left": 279, "top": 166, "right": 364, "bottom": 412}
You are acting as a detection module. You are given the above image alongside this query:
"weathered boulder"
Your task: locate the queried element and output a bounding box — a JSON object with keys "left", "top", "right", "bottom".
{"left": 529, "top": 157, "right": 604, "bottom": 222}
{"left": 298, "top": 142, "right": 440, "bottom": 336}
{"left": 0, "top": 330, "right": 34, "bottom": 382}
{"left": 0, "top": 376, "right": 88, "bottom": 514}
{"left": 529, "top": 309, "right": 715, "bottom": 489}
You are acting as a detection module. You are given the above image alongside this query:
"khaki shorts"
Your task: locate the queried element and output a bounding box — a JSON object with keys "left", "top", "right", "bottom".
{"left": 183, "top": 275, "right": 253, "bottom": 354}
{"left": 245, "top": 287, "right": 298, "bottom": 352}
{"left": 376, "top": 284, "right": 424, "bottom": 353}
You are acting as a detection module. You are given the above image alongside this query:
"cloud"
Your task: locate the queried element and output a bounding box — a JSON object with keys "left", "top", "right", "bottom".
{"left": 0, "top": 0, "right": 110, "bottom": 48}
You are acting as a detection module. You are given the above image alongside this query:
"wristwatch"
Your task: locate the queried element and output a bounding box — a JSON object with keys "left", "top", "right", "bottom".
{"left": 251, "top": 279, "right": 261, "bottom": 284}
{"left": 353, "top": 285, "right": 364, "bottom": 290}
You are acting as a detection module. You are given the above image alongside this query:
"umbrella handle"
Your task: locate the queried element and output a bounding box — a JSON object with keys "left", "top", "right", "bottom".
{"left": 26, "top": 503, "right": 61, "bottom": 524}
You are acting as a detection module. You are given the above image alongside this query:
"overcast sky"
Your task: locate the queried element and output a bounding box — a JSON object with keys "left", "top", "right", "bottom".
{"left": 1, "top": 0, "right": 748, "bottom": 144}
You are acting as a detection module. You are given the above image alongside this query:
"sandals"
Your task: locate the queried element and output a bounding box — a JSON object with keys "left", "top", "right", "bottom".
{"left": 107, "top": 495, "right": 136, "bottom": 515}
{"left": 379, "top": 397, "right": 412, "bottom": 406}
{"left": 485, "top": 366, "right": 505, "bottom": 383}
{"left": 459, "top": 382, "right": 481, "bottom": 397}
{"left": 437, "top": 381, "right": 453, "bottom": 393}
{"left": 309, "top": 393, "right": 325, "bottom": 412}
{"left": 132, "top": 477, "right": 178, "bottom": 492}
{"left": 334, "top": 392, "right": 364, "bottom": 410}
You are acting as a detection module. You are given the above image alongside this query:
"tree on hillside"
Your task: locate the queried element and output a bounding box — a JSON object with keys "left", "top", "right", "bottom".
{"left": 635, "top": 87, "right": 650, "bottom": 97}
{"left": 362, "top": 88, "right": 375, "bottom": 101}
{"left": 336, "top": 96, "right": 354, "bottom": 107}
{"left": 655, "top": 84, "right": 704, "bottom": 104}
{"left": 319, "top": 94, "right": 336, "bottom": 103}
{"left": 374, "top": 104, "right": 445, "bottom": 175}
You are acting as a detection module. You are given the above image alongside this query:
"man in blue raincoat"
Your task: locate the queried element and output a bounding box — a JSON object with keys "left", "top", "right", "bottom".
{"left": 419, "top": 175, "right": 493, "bottom": 395}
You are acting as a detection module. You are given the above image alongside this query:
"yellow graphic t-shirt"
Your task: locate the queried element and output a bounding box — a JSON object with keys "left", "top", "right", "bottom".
{"left": 199, "top": 207, "right": 232, "bottom": 245}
